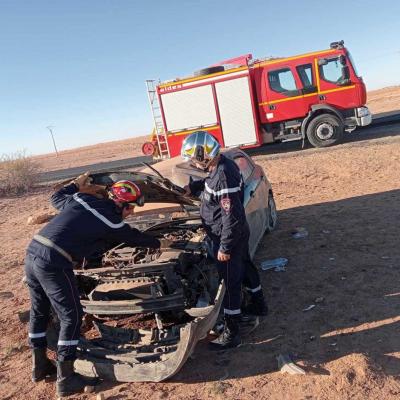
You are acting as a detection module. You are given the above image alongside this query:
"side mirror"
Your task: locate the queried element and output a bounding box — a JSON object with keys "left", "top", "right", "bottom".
{"left": 318, "top": 58, "right": 328, "bottom": 66}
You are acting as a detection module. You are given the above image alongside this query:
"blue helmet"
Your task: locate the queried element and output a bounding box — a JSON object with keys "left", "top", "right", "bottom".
{"left": 181, "top": 131, "right": 221, "bottom": 169}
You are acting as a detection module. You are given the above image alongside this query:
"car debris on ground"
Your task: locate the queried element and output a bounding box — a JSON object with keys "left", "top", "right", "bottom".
{"left": 260, "top": 258, "right": 288, "bottom": 271}
{"left": 291, "top": 227, "right": 309, "bottom": 239}
{"left": 276, "top": 353, "right": 306, "bottom": 375}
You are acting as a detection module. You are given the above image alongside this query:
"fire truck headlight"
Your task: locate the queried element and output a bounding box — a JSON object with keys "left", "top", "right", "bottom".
{"left": 357, "top": 107, "right": 370, "bottom": 117}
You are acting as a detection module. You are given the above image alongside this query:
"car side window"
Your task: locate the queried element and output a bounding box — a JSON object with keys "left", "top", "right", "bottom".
{"left": 234, "top": 156, "right": 254, "bottom": 182}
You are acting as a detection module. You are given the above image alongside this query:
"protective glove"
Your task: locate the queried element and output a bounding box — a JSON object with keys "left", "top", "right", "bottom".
{"left": 158, "top": 238, "right": 173, "bottom": 249}
{"left": 72, "top": 171, "right": 91, "bottom": 189}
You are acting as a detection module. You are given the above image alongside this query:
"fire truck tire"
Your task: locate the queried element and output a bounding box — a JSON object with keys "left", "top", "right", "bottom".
{"left": 194, "top": 66, "right": 225, "bottom": 77}
{"left": 306, "top": 114, "right": 344, "bottom": 147}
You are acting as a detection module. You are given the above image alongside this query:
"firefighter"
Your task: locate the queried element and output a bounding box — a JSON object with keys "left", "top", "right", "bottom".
{"left": 181, "top": 131, "right": 267, "bottom": 350}
{"left": 25, "top": 173, "right": 169, "bottom": 397}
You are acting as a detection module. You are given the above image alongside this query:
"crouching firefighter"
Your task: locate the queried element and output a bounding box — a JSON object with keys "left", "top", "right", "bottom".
{"left": 25, "top": 173, "right": 169, "bottom": 397}
{"left": 181, "top": 131, "right": 267, "bottom": 350}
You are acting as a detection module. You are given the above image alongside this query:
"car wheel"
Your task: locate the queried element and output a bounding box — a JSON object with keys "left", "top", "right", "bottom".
{"left": 306, "top": 113, "right": 344, "bottom": 148}
{"left": 265, "top": 193, "right": 278, "bottom": 233}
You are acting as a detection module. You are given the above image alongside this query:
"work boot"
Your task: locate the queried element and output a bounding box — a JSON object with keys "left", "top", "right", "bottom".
{"left": 31, "top": 347, "right": 57, "bottom": 382}
{"left": 242, "top": 292, "right": 269, "bottom": 316}
{"left": 56, "top": 360, "right": 98, "bottom": 397}
{"left": 209, "top": 315, "right": 241, "bottom": 351}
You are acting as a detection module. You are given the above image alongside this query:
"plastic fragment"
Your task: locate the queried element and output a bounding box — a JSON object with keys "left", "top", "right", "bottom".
{"left": 302, "top": 304, "right": 315, "bottom": 312}
{"left": 260, "top": 258, "right": 288, "bottom": 271}
{"left": 292, "top": 227, "right": 308, "bottom": 239}
{"left": 277, "top": 354, "right": 306, "bottom": 375}
{"left": 84, "top": 385, "right": 95, "bottom": 393}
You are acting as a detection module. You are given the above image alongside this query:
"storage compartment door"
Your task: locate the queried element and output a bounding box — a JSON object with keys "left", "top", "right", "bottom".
{"left": 215, "top": 77, "right": 257, "bottom": 147}
{"left": 161, "top": 85, "right": 217, "bottom": 132}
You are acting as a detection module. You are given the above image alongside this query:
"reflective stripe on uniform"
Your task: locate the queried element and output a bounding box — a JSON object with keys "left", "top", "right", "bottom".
{"left": 29, "top": 332, "right": 46, "bottom": 338}
{"left": 204, "top": 182, "right": 241, "bottom": 196}
{"left": 73, "top": 193, "right": 125, "bottom": 229}
{"left": 33, "top": 235, "right": 73, "bottom": 263}
{"left": 244, "top": 285, "right": 262, "bottom": 293}
{"left": 58, "top": 340, "right": 79, "bottom": 346}
{"left": 224, "top": 308, "right": 241, "bottom": 315}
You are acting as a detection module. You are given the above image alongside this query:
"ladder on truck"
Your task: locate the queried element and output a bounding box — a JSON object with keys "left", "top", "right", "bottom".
{"left": 145, "top": 80, "right": 170, "bottom": 159}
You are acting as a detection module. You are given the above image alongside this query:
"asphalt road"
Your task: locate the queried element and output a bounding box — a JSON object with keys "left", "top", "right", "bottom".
{"left": 37, "top": 112, "right": 400, "bottom": 184}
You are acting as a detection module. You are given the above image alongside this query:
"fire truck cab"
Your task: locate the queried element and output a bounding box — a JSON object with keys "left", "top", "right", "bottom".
{"left": 144, "top": 41, "right": 371, "bottom": 158}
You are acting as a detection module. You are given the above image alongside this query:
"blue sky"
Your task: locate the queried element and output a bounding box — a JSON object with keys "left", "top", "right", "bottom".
{"left": 0, "top": 0, "right": 399, "bottom": 155}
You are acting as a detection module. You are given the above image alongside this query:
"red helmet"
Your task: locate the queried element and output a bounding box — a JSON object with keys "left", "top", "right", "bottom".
{"left": 109, "top": 180, "right": 144, "bottom": 206}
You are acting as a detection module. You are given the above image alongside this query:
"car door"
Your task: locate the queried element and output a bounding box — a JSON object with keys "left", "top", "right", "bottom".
{"left": 233, "top": 153, "right": 267, "bottom": 257}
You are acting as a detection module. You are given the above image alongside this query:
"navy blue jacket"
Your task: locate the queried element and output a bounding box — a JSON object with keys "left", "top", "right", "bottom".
{"left": 27, "top": 183, "right": 160, "bottom": 266}
{"left": 189, "top": 154, "right": 247, "bottom": 254}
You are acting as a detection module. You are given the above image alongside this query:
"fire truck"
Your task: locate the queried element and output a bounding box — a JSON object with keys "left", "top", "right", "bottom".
{"left": 143, "top": 40, "right": 371, "bottom": 159}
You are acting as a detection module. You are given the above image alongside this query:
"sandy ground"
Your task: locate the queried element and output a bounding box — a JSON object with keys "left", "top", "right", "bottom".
{"left": 31, "top": 135, "right": 148, "bottom": 173}
{"left": 29, "top": 86, "right": 400, "bottom": 174}
{"left": 366, "top": 86, "right": 400, "bottom": 115}
{"left": 1, "top": 128, "right": 400, "bottom": 399}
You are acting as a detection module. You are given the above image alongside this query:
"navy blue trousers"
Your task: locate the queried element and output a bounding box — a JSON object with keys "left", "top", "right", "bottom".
{"left": 25, "top": 251, "right": 83, "bottom": 361}
{"left": 209, "top": 228, "right": 262, "bottom": 315}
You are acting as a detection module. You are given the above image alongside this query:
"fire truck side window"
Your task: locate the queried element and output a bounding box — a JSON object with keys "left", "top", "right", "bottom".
{"left": 296, "top": 64, "right": 314, "bottom": 88}
{"left": 319, "top": 58, "right": 343, "bottom": 85}
{"left": 268, "top": 68, "right": 299, "bottom": 97}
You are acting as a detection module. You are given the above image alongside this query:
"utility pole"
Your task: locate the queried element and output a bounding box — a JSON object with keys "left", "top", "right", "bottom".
{"left": 46, "top": 126, "right": 59, "bottom": 156}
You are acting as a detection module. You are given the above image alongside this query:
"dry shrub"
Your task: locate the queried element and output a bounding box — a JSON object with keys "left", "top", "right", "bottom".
{"left": 0, "top": 151, "right": 41, "bottom": 196}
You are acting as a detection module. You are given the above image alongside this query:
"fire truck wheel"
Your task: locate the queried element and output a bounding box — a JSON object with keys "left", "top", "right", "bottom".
{"left": 194, "top": 66, "right": 225, "bottom": 77}
{"left": 306, "top": 114, "right": 344, "bottom": 147}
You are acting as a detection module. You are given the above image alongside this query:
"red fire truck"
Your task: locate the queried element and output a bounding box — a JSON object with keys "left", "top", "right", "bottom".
{"left": 143, "top": 41, "right": 371, "bottom": 159}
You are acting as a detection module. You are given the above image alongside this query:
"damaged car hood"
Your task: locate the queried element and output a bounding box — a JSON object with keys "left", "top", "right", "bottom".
{"left": 90, "top": 170, "right": 199, "bottom": 207}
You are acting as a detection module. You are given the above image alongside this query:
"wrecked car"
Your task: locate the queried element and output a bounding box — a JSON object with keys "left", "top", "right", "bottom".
{"left": 47, "top": 148, "right": 277, "bottom": 382}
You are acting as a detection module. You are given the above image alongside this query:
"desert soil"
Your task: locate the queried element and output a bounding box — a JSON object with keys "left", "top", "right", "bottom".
{"left": 30, "top": 86, "right": 400, "bottom": 174}
{"left": 1, "top": 121, "right": 400, "bottom": 399}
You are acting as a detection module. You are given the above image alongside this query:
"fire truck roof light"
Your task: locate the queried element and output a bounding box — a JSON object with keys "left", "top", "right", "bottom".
{"left": 330, "top": 40, "right": 345, "bottom": 49}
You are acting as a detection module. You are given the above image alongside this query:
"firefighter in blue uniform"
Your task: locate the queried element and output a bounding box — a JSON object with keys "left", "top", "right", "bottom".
{"left": 25, "top": 175, "right": 169, "bottom": 397}
{"left": 181, "top": 131, "right": 267, "bottom": 350}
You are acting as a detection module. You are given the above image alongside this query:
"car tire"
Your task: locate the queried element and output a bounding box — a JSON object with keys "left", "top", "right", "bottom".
{"left": 194, "top": 66, "right": 225, "bottom": 77}
{"left": 306, "top": 113, "right": 344, "bottom": 148}
{"left": 265, "top": 192, "right": 278, "bottom": 233}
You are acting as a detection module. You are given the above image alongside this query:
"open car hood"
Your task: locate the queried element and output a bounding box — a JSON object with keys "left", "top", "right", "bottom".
{"left": 89, "top": 170, "right": 199, "bottom": 207}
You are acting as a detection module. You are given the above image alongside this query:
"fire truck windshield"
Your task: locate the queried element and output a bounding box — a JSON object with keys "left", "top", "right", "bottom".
{"left": 347, "top": 51, "right": 360, "bottom": 77}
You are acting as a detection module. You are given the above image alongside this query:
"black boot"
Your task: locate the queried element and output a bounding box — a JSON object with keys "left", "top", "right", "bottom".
{"left": 243, "top": 292, "right": 269, "bottom": 316}
{"left": 56, "top": 360, "right": 98, "bottom": 397}
{"left": 31, "top": 348, "right": 57, "bottom": 382}
{"left": 209, "top": 315, "right": 241, "bottom": 351}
